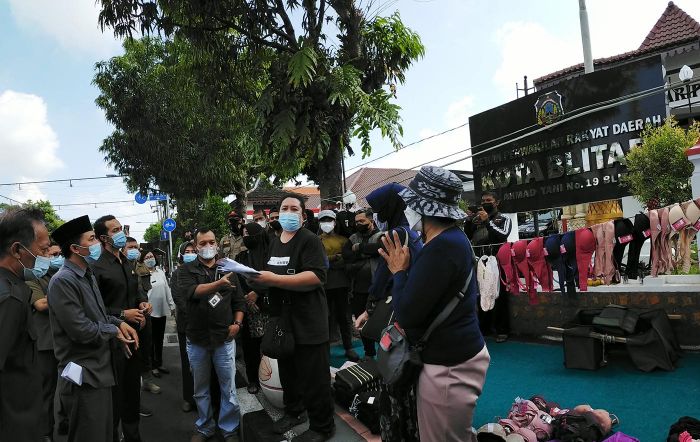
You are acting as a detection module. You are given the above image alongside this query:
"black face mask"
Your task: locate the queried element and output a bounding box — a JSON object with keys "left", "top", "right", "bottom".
{"left": 482, "top": 203, "right": 495, "bottom": 214}
{"left": 270, "top": 220, "right": 282, "bottom": 231}
{"left": 228, "top": 219, "right": 242, "bottom": 235}
{"left": 356, "top": 224, "right": 370, "bottom": 234}
{"left": 242, "top": 236, "right": 259, "bottom": 249}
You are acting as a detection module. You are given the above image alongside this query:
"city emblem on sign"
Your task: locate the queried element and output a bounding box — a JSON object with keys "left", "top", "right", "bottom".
{"left": 535, "top": 91, "right": 564, "bottom": 126}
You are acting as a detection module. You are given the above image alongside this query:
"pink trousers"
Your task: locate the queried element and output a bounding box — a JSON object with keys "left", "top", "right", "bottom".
{"left": 416, "top": 345, "right": 491, "bottom": 442}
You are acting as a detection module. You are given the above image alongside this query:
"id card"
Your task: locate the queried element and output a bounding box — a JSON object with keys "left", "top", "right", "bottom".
{"left": 209, "top": 294, "right": 222, "bottom": 308}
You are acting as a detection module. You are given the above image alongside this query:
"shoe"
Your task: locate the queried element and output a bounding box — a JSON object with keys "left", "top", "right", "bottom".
{"left": 292, "top": 428, "right": 335, "bottom": 441}
{"left": 190, "top": 433, "right": 210, "bottom": 442}
{"left": 247, "top": 384, "right": 260, "bottom": 395}
{"left": 156, "top": 366, "right": 170, "bottom": 374}
{"left": 139, "top": 406, "right": 153, "bottom": 417}
{"left": 273, "top": 412, "right": 308, "bottom": 434}
{"left": 181, "top": 401, "right": 194, "bottom": 412}
{"left": 223, "top": 433, "right": 240, "bottom": 442}
{"left": 496, "top": 334, "right": 508, "bottom": 343}
{"left": 151, "top": 369, "right": 162, "bottom": 378}
{"left": 57, "top": 421, "right": 69, "bottom": 435}
{"left": 344, "top": 349, "right": 360, "bottom": 362}
{"left": 142, "top": 380, "right": 161, "bottom": 394}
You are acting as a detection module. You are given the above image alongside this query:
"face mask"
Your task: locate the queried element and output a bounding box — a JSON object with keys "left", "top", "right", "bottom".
{"left": 50, "top": 256, "right": 65, "bottom": 269}
{"left": 242, "top": 235, "right": 259, "bottom": 249}
{"left": 320, "top": 222, "right": 335, "bottom": 234}
{"left": 257, "top": 220, "right": 268, "bottom": 229}
{"left": 228, "top": 220, "right": 242, "bottom": 236}
{"left": 373, "top": 213, "right": 388, "bottom": 232}
{"left": 198, "top": 246, "right": 217, "bottom": 260}
{"left": 356, "top": 224, "right": 370, "bottom": 234}
{"left": 126, "top": 249, "right": 140, "bottom": 261}
{"left": 183, "top": 253, "right": 197, "bottom": 263}
{"left": 270, "top": 220, "right": 282, "bottom": 231}
{"left": 144, "top": 258, "right": 157, "bottom": 268}
{"left": 482, "top": 203, "right": 495, "bottom": 214}
{"left": 110, "top": 231, "right": 127, "bottom": 248}
{"left": 18, "top": 245, "right": 50, "bottom": 280}
{"left": 279, "top": 212, "right": 301, "bottom": 232}
{"left": 404, "top": 207, "right": 423, "bottom": 232}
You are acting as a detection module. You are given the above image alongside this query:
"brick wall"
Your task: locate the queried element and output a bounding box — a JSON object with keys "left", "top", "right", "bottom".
{"left": 508, "top": 291, "right": 700, "bottom": 347}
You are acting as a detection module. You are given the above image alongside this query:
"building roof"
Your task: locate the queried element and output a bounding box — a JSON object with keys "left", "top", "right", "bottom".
{"left": 345, "top": 167, "right": 419, "bottom": 207}
{"left": 535, "top": 2, "right": 700, "bottom": 85}
{"left": 283, "top": 186, "right": 321, "bottom": 210}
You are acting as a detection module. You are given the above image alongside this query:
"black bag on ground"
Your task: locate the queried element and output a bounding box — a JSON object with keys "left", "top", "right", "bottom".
{"left": 667, "top": 416, "right": 700, "bottom": 441}
{"left": 551, "top": 412, "right": 606, "bottom": 442}
{"left": 240, "top": 410, "right": 285, "bottom": 442}
{"left": 354, "top": 390, "right": 381, "bottom": 434}
{"left": 563, "top": 326, "right": 605, "bottom": 370}
{"left": 261, "top": 299, "right": 294, "bottom": 359}
{"left": 592, "top": 305, "right": 639, "bottom": 335}
{"left": 333, "top": 359, "right": 382, "bottom": 408}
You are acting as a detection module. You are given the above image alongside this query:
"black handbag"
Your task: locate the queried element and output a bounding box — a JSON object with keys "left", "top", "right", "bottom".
{"left": 377, "top": 269, "right": 473, "bottom": 390}
{"left": 261, "top": 296, "right": 294, "bottom": 359}
{"left": 333, "top": 359, "right": 382, "bottom": 408}
{"left": 360, "top": 296, "right": 395, "bottom": 342}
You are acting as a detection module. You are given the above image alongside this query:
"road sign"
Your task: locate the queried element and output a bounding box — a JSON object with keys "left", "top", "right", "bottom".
{"left": 134, "top": 193, "right": 148, "bottom": 204}
{"left": 162, "top": 218, "right": 177, "bottom": 232}
{"left": 160, "top": 230, "right": 169, "bottom": 241}
{"left": 149, "top": 194, "right": 168, "bottom": 202}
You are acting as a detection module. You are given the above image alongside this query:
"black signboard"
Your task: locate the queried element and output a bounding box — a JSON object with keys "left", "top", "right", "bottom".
{"left": 469, "top": 55, "right": 666, "bottom": 213}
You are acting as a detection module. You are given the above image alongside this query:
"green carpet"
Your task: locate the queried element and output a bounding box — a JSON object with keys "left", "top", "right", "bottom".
{"left": 331, "top": 338, "right": 700, "bottom": 441}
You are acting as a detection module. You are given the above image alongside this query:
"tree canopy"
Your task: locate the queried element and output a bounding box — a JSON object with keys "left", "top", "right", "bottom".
{"left": 621, "top": 117, "right": 700, "bottom": 207}
{"left": 0, "top": 200, "right": 64, "bottom": 234}
{"left": 97, "top": 0, "right": 424, "bottom": 204}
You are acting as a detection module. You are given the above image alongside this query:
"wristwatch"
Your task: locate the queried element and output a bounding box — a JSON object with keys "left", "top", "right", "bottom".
{"left": 232, "top": 320, "right": 243, "bottom": 327}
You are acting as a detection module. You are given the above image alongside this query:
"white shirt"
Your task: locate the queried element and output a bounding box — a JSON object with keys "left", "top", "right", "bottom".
{"left": 147, "top": 267, "right": 175, "bottom": 318}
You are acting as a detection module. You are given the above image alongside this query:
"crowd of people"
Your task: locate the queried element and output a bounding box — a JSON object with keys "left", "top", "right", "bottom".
{"left": 1, "top": 165, "right": 512, "bottom": 442}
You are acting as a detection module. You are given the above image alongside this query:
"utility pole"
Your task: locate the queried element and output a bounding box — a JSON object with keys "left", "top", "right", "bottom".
{"left": 516, "top": 75, "right": 535, "bottom": 98}
{"left": 166, "top": 194, "right": 173, "bottom": 275}
{"left": 579, "top": 0, "right": 594, "bottom": 74}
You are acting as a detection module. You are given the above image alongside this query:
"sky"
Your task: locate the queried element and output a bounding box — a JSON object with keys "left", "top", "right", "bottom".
{"left": 2, "top": 0, "right": 700, "bottom": 241}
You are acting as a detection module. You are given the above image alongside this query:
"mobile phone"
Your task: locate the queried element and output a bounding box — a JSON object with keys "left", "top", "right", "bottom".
{"left": 468, "top": 205, "right": 481, "bottom": 213}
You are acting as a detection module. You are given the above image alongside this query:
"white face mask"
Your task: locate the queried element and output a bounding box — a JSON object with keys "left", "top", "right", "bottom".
{"left": 257, "top": 220, "right": 268, "bottom": 229}
{"left": 319, "top": 221, "right": 335, "bottom": 234}
{"left": 404, "top": 207, "right": 423, "bottom": 232}
{"left": 198, "top": 246, "right": 217, "bottom": 260}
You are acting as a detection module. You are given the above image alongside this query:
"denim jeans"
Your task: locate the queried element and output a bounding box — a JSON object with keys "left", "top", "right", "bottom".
{"left": 186, "top": 339, "right": 240, "bottom": 437}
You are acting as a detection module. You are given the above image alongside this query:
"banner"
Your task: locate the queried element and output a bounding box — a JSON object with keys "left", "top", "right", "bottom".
{"left": 469, "top": 55, "right": 666, "bottom": 213}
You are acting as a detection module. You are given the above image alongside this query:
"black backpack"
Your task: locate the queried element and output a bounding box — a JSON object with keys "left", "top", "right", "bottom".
{"left": 552, "top": 412, "right": 606, "bottom": 442}
{"left": 667, "top": 416, "right": 700, "bottom": 442}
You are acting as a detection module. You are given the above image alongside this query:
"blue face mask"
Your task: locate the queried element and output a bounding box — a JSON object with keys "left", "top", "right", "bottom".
{"left": 110, "top": 231, "right": 127, "bottom": 248}
{"left": 144, "top": 258, "right": 157, "bottom": 268}
{"left": 279, "top": 212, "right": 301, "bottom": 232}
{"left": 183, "top": 253, "right": 197, "bottom": 264}
{"left": 49, "top": 256, "right": 65, "bottom": 269}
{"left": 76, "top": 242, "right": 103, "bottom": 261}
{"left": 19, "top": 245, "right": 50, "bottom": 280}
{"left": 126, "top": 249, "right": 140, "bottom": 261}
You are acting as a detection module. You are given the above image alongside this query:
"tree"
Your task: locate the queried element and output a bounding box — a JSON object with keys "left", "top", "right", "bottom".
{"left": 143, "top": 222, "right": 162, "bottom": 243}
{"left": 94, "top": 37, "right": 282, "bottom": 215}
{"left": 174, "top": 192, "right": 233, "bottom": 242}
{"left": 98, "top": 1, "right": 424, "bottom": 205}
{"left": 621, "top": 117, "right": 700, "bottom": 207}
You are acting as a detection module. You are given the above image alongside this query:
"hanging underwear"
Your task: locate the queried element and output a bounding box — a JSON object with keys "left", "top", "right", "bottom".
{"left": 561, "top": 231, "right": 578, "bottom": 295}
{"left": 512, "top": 240, "right": 537, "bottom": 304}
{"left": 659, "top": 207, "right": 673, "bottom": 274}
{"left": 591, "top": 221, "right": 616, "bottom": 284}
{"left": 613, "top": 218, "right": 635, "bottom": 278}
{"left": 496, "top": 242, "right": 520, "bottom": 295}
{"left": 649, "top": 209, "right": 662, "bottom": 277}
{"left": 626, "top": 213, "right": 651, "bottom": 279}
{"left": 669, "top": 204, "right": 689, "bottom": 272}
{"left": 527, "top": 237, "right": 553, "bottom": 293}
{"left": 544, "top": 234, "right": 567, "bottom": 294}
{"left": 679, "top": 200, "right": 700, "bottom": 273}
{"left": 575, "top": 228, "right": 596, "bottom": 291}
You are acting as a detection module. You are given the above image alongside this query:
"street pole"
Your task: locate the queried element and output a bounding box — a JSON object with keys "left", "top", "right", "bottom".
{"left": 166, "top": 194, "right": 173, "bottom": 276}
{"left": 579, "top": 0, "right": 594, "bottom": 74}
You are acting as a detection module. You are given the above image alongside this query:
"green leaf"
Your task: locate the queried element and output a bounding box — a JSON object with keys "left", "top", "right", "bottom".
{"left": 287, "top": 46, "right": 318, "bottom": 88}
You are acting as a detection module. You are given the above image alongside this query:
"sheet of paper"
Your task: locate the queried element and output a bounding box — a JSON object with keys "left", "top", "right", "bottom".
{"left": 61, "top": 361, "right": 83, "bottom": 386}
{"left": 216, "top": 258, "right": 261, "bottom": 277}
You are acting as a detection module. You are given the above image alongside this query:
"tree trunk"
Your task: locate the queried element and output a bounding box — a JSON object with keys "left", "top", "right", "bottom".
{"left": 315, "top": 142, "right": 344, "bottom": 210}
{"left": 233, "top": 190, "right": 247, "bottom": 217}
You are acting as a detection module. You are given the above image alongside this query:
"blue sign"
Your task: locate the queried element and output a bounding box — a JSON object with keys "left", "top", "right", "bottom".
{"left": 134, "top": 193, "right": 148, "bottom": 204}
{"left": 162, "top": 218, "right": 177, "bottom": 232}
{"left": 160, "top": 230, "right": 169, "bottom": 241}
{"left": 149, "top": 194, "right": 168, "bottom": 202}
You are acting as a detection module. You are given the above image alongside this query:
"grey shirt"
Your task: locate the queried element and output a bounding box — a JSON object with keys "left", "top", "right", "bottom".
{"left": 48, "top": 259, "right": 123, "bottom": 389}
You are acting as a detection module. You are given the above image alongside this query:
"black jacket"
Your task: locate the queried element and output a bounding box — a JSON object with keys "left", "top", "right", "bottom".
{"left": 464, "top": 211, "right": 512, "bottom": 246}
{"left": 179, "top": 258, "right": 246, "bottom": 348}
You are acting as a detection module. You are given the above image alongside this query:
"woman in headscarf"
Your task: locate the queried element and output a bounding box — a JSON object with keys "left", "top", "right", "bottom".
{"left": 354, "top": 182, "right": 423, "bottom": 442}
{"left": 235, "top": 222, "right": 271, "bottom": 394}
{"left": 380, "top": 166, "right": 489, "bottom": 442}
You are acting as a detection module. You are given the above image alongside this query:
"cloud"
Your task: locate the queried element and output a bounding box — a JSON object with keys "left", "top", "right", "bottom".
{"left": 492, "top": 21, "right": 580, "bottom": 100}
{"left": 0, "top": 90, "right": 63, "bottom": 203}
{"left": 8, "top": 0, "right": 123, "bottom": 57}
